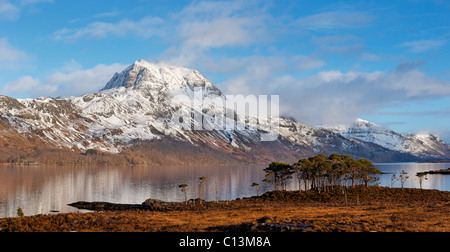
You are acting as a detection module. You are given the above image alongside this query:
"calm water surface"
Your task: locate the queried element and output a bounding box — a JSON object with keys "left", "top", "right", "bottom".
{"left": 0, "top": 162, "right": 449, "bottom": 218}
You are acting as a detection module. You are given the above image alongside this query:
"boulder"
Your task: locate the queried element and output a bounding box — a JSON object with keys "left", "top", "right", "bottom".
{"left": 68, "top": 201, "right": 142, "bottom": 211}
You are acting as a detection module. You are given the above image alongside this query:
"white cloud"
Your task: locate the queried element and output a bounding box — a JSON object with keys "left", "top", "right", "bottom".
{"left": 0, "top": 0, "right": 52, "bottom": 20}
{"left": 291, "top": 55, "right": 327, "bottom": 72}
{"left": 0, "top": 0, "right": 20, "bottom": 20}
{"left": 177, "top": 0, "right": 256, "bottom": 18}
{"left": 154, "top": 3, "right": 447, "bottom": 128}
{"left": 160, "top": 1, "right": 379, "bottom": 72}
{"left": 45, "top": 63, "right": 127, "bottom": 96}
{"left": 317, "top": 71, "right": 344, "bottom": 82}
{"left": 437, "top": 127, "right": 450, "bottom": 144}
{"left": 220, "top": 58, "right": 450, "bottom": 126}
{"left": 400, "top": 39, "right": 446, "bottom": 53}
{"left": 179, "top": 17, "right": 263, "bottom": 49}
{"left": 2, "top": 76, "right": 41, "bottom": 94}
{"left": 311, "top": 35, "right": 361, "bottom": 45}
{"left": 220, "top": 54, "right": 326, "bottom": 98}
{"left": 161, "top": 0, "right": 273, "bottom": 68}
{"left": 0, "top": 37, "right": 30, "bottom": 68}
{"left": 294, "top": 10, "right": 375, "bottom": 30}
{"left": 92, "top": 10, "right": 120, "bottom": 19}
{"left": 311, "top": 35, "right": 381, "bottom": 61}
{"left": 1, "top": 62, "right": 127, "bottom": 98}
{"left": 53, "top": 16, "right": 164, "bottom": 43}
{"left": 19, "top": 0, "right": 53, "bottom": 6}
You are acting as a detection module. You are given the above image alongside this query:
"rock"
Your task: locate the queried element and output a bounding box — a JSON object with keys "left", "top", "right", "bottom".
{"left": 69, "top": 198, "right": 178, "bottom": 212}
{"left": 141, "top": 199, "right": 165, "bottom": 206}
{"left": 141, "top": 198, "right": 175, "bottom": 211}
{"left": 68, "top": 201, "right": 142, "bottom": 211}
{"left": 257, "top": 216, "right": 275, "bottom": 224}
{"left": 423, "top": 168, "right": 450, "bottom": 175}
{"left": 252, "top": 217, "right": 312, "bottom": 232}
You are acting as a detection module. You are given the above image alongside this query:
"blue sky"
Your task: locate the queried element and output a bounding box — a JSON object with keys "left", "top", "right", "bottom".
{"left": 0, "top": 0, "right": 449, "bottom": 142}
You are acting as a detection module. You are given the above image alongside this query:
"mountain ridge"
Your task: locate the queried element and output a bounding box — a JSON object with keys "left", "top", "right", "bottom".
{"left": 0, "top": 60, "right": 448, "bottom": 165}
{"left": 324, "top": 119, "right": 450, "bottom": 160}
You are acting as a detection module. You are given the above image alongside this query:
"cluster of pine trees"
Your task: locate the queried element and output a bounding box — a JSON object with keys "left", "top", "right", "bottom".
{"left": 263, "top": 154, "right": 382, "bottom": 192}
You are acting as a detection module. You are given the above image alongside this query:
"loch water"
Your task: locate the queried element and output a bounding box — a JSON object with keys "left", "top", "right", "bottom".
{"left": 1, "top": 162, "right": 449, "bottom": 218}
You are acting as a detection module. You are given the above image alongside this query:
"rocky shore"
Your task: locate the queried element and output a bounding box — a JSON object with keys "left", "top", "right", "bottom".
{"left": 423, "top": 168, "right": 450, "bottom": 175}
{"left": 68, "top": 198, "right": 209, "bottom": 212}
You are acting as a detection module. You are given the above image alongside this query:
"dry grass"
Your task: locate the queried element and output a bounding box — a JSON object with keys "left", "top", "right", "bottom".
{"left": 1, "top": 186, "right": 449, "bottom": 232}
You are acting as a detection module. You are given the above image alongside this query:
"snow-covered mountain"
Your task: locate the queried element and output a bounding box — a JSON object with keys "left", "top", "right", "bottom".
{"left": 0, "top": 60, "right": 448, "bottom": 164}
{"left": 325, "top": 119, "right": 450, "bottom": 160}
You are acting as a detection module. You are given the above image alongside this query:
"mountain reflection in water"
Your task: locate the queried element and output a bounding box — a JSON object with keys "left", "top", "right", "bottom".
{"left": 0, "top": 162, "right": 449, "bottom": 218}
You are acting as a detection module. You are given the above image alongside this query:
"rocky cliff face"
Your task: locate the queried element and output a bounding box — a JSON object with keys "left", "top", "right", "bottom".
{"left": 0, "top": 60, "right": 448, "bottom": 164}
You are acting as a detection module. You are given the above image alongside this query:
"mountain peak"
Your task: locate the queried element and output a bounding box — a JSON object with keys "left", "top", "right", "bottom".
{"left": 99, "top": 60, "right": 222, "bottom": 97}
{"left": 353, "top": 118, "right": 380, "bottom": 128}
{"left": 132, "top": 59, "right": 174, "bottom": 70}
{"left": 320, "top": 118, "right": 379, "bottom": 131}
{"left": 101, "top": 59, "right": 183, "bottom": 91}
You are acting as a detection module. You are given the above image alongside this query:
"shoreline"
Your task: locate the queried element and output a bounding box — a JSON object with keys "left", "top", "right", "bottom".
{"left": 422, "top": 168, "right": 450, "bottom": 175}
{"left": 3, "top": 161, "right": 449, "bottom": 168}
{"left": 419, "top": 160, "right": 450, "bottom": 163}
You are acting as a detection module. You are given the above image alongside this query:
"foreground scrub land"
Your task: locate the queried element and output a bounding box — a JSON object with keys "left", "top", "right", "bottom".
{"left": 1, "top": 186, "right": 449, "bottom": 232}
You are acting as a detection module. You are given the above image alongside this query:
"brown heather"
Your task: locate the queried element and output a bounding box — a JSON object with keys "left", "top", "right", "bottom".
{"left": 1, "top": 186, "right": 449, "bottom": 232}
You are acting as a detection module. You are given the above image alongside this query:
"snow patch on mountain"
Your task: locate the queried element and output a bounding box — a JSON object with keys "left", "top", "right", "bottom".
{"left": 1, "top": 60, "right": 448, "bottom": 162}
{"left": 324, "top": 119, "right": 449, "bottom": 158}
